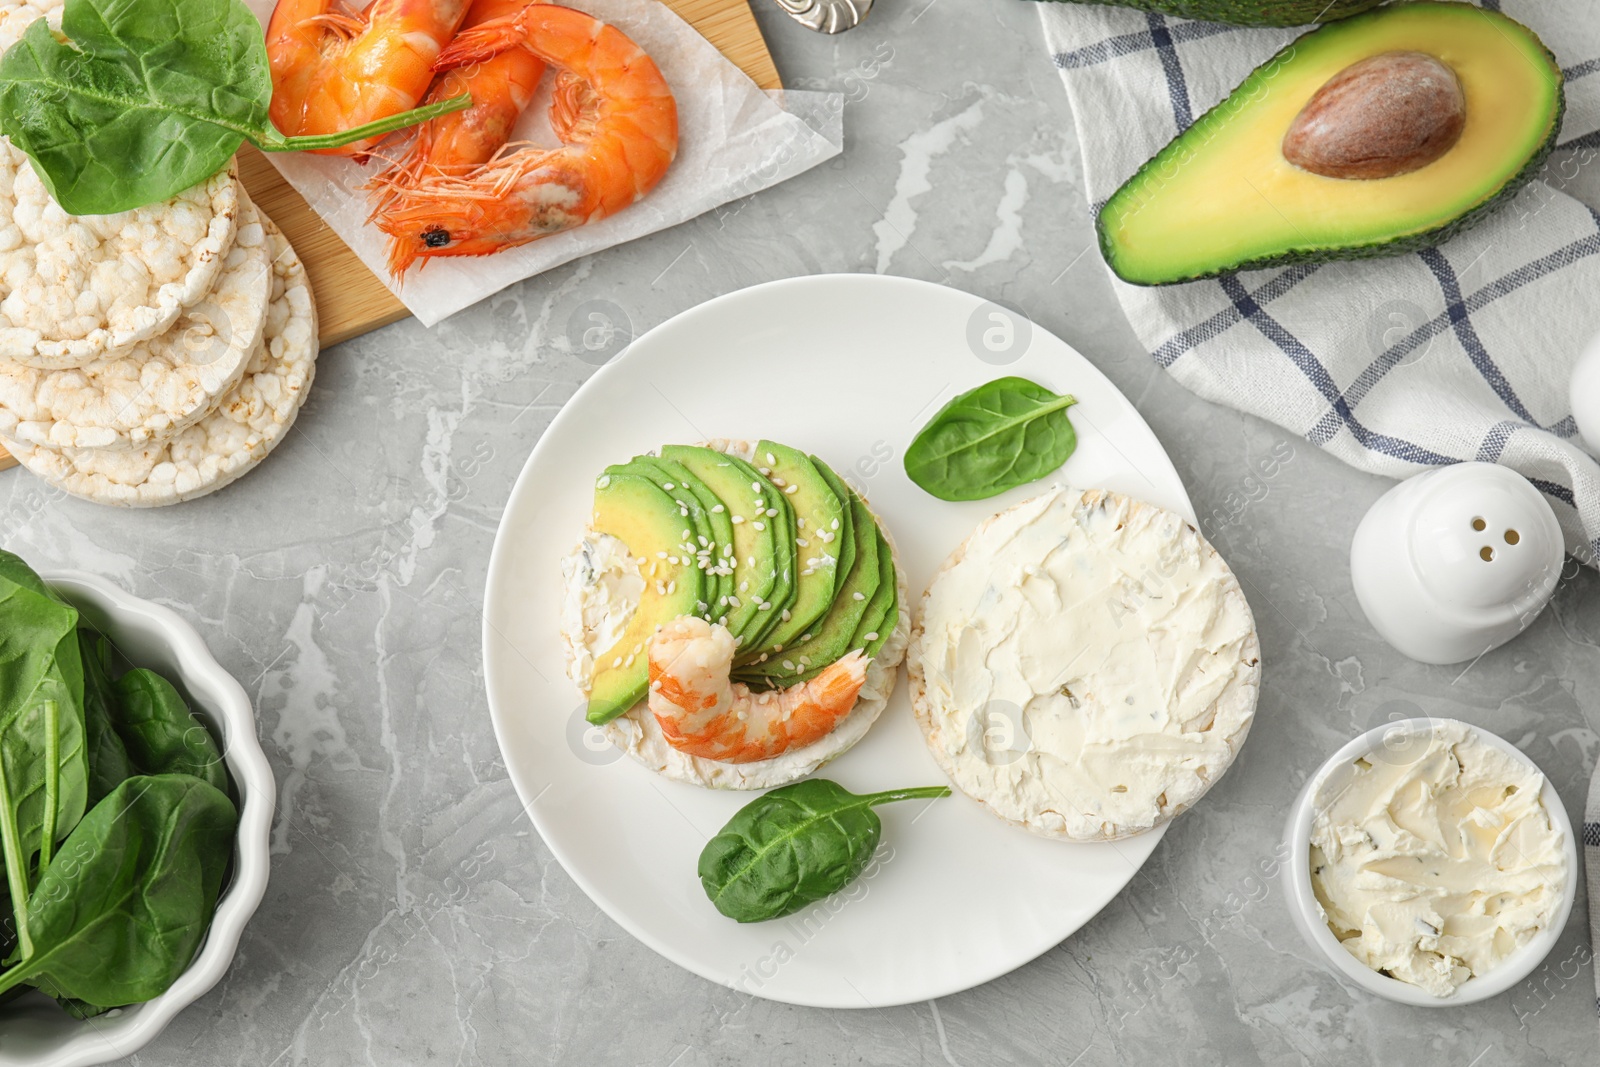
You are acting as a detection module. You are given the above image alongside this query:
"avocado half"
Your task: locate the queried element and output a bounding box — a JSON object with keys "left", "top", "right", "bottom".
{"left": 1041, "top": 0, "right": 1383, "bottom": 29}
{"left": 1097, "top": 2, "right": 1565, "bottom": 286}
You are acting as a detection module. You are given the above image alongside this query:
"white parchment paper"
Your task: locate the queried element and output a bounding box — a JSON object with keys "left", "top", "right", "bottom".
{"left": 246, "top": 0, "right": 842, "bottom": 326}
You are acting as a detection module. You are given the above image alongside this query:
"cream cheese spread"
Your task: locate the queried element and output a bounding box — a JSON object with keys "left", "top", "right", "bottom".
{"left": 1309, "top": 721, "right": 1566, "bottom": 996}
{"left": 909, "top": 486, "right": 1260, "bottom": 840}
{"left": 560, "top": 531, "right": 644, "bottom": 691}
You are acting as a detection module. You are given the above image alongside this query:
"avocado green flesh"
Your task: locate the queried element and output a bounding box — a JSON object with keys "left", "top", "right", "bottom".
{"left": 1098, "top": 3, "right": 1564, "bottom": 285}
{"left": 734, "top": 441, "right": 845, "bottom": 663}
{"left": 852, "top": 525, "right": 898, "bottom": 664}
{"left": 584, "top": 473, "right": 706, "bottom": 725}
{"left": 608, "top": 456, "right": 732, "bottom": 624}
{"left": 1044, "top": 0, "right": 1382, "bottom": 28}
{"left": 659, "top": 445, "right": 790, "bottom": 648}
{"left": 735, "top": 464, "right": 878, "bottom": 687}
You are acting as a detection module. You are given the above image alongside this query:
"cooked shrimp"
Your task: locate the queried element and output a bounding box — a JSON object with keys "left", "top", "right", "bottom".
{"left": 267, "top": 0, "right": 473, "bottom": 157}
{"left": 648, "top": 617, "right": 866, "bottom": 764}
{"left": 368, "top": 0, "right": 547, "bottom": 219}
{"left": 372, "top": 3, "right": 678, "bottom": 274}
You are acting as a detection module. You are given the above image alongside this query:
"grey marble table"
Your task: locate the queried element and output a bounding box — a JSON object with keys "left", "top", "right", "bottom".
{"left": 5, "top": 1, "right": 1597, "bottom": 1063}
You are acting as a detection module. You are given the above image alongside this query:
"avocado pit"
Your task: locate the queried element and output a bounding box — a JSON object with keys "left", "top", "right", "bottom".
{"left": 1283, "top": 51, "right": 1466, "bottom": 180}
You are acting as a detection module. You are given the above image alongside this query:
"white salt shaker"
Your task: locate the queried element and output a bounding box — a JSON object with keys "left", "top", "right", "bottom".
{"left": 1573, "top": 333, "right": 1600, "bottom": 454}
{"left": 1351, "top": 462, "right": 1563, "bottom": 665}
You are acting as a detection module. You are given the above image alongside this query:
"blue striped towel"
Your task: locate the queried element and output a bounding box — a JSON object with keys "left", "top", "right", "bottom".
{"left": 1037, "top": 0, "right": 1600, "bottom": 1020}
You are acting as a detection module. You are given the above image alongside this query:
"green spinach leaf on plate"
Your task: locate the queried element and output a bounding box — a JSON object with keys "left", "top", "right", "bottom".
{"left": 903, "top": 377, "right": 1079, "bottom": 502}
{"left": 699, "top": 779, "right": 949, "bottom": 923}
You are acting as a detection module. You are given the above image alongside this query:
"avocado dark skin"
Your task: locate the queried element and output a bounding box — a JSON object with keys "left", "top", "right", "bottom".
{"left": 1032, "top": 0, "right": 1383, "bottom": 28}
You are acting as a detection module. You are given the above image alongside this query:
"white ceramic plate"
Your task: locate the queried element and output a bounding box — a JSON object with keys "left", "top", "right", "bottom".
{"left": 483, "top": 274, "right": 1194, "bottom": 1008}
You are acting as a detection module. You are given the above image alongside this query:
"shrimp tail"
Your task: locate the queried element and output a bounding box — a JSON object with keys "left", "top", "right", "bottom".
{"left": 647, "top": 617, "right": 868, "bottom": 764}
{"left": 434, "top": 13, "right": 525, "bottom": 70}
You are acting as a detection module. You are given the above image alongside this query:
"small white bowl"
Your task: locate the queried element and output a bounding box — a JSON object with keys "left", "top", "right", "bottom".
{"left": 1282, "top": 718, "right": 1576, "bottom": 1007}
{"left": 0, "top": 571, "right": 275, "bottom": 1067}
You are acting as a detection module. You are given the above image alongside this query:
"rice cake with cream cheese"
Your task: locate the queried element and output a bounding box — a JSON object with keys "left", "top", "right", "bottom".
{"left": 1, "top": 214, "right": 317, "bottom": 506}
{"left": 561, "top": 439, "right": 908, "bottom": 790}
{"left": 909, "top": 485, "right": 1260, "bottom": 841}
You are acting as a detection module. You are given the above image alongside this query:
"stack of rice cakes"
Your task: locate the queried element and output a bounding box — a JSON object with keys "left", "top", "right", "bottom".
{"left": 0, "top": 0, "right": 319, "bottom": 507}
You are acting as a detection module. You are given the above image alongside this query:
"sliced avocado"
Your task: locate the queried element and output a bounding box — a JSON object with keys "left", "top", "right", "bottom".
{"left": 734, "top": 441, "right": 845, "bottom": 664}
{"left": 1097, "top": 3, "right": 1564, "bottom": 284}
{"left": 584, "top": 472, "right": 706, "bottom": 725}
{"left": 659, "top": 444, "right": 792, "bottom": 649}
{"left": 851, "top": 519, "right": 898, "bottom": 663}
{"left": 612, "top": 455, "right": 736, "bottom": 628}
{"left": 735, "top": 463, "right": 880, "bottom": 688}
{"left": 1043, "top": 0, "right": 1381, "bottom": 28}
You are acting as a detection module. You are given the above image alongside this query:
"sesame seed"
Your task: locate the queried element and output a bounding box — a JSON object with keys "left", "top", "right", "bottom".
{"left": 864, "top": 632, "right": 878, "bottom": 641}
{"left": 773, "top": 644, "right": 784, "bottom": 653}
{"left": 679, "top": 507, "right": 688, "bottom": 517}
{"left": 831, "top": 518, "right": 840, "bottom": 530}
{"left": 650, "top": 679, "right": 661, "bottom": 691}
{"left": 596, "top": 475, "right": 611, "bottom": 488}
{"left": 773, "top": 476, "right": 788, "bottom": 488}
{"left": 797, "top": 538, "right": 809, "bottom": 547}
{"left": 663, "top": 482, "right": 675, "bottom": 490}
{"left": 852, "top": 592, "right": 865, "bottom": 601}
{"left": 759, "top": 466, "right": 771, "bottom": 475}
{"left": 784, "top": 484, "right": 798, "bottom": 495}
{"left": 765, "top": 508, "right": 777, "bottom": 518}
{"left": 612, "top": 656, "right": 622, "bottom": 668}
{"left": 668, "top": 556, "right": 679, "bottom": 565}
{"left": 698, "top": 535, "right": 709, "bottom": 547}
{"left": 728, "top": 595, "right": 742, "bottom": 607}
{"left": 766, "top": 452, "right": 776, "bottom": 465}
{"left": 798, "top": 658, "right": 809, "bottom": 668}
{"left": 739, "top": 581, "right": 749, "bottom": 592}
{"left": 782, "top": 660, "right": 795, "bottom": 671}
{"left": 781, "top": 609, "right": 791, "bottom": 621}
{"left": 758, "top": 601, "right": 770, "bottom": 610}
{"left": 657, "top": 551, "right": 667, "bottom": 559}
{"left": 753, "top": 522, "right": 765, "bottom": 531}
{"left": 712, "top": 504, "right": 725, "bottom": 513}
{"left": 723, "top": 544, "right": 733, "bottom": 557}
{"left": 746, "top": 556, "right": 755, "bottom": 567}
{"left": 750, "top": 481, "right": 761, "bottom": 493}
{"left": 624, "top": 654, "right": 635, "bottom": 667}
{"left": 798, "top": 518, "right": 807, "bottom": 529}
{"left": 799, "top": 633, "right": 811, "bottom": 642}
{"left": 731, "top": 515, "right": 744, "bottom": 524}
{"left": 758, "top": 653, "right": 768, "bottom": 663}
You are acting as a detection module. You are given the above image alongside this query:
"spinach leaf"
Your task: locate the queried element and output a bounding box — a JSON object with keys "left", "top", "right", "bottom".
{"left": 79, "top": 633, "right": 133, "bottom": 806}
{"left": 111, "top": 670, "right": 229, "bottom": 797}
{"left": 0, "top": 553, "right": 88, "bottom": 889}
{"left": 0, "top": 0, "right": 469, "bottom": 215}
{"left": 0, "top": 774, "right": 237, "bottom": 1005}
{"left": 903, "top": 377, "right": 1079, "bottom": 502}
{"left": 698, "top": 779, "right": 949, "bottom": 923}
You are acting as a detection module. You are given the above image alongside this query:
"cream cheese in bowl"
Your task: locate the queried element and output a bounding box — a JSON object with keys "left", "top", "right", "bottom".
{"left": 1287, "top": 718, "right": 1574, "bottom": 1004}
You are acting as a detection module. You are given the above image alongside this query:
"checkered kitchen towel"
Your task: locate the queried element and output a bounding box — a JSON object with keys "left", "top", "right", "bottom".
{"left": 1036, "top": 0, "right": 1600, "bottom": 1021}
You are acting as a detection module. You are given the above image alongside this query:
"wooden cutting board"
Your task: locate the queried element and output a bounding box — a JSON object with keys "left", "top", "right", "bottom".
{"left": 0, "top": 0, "right": 780, "bottom": 475}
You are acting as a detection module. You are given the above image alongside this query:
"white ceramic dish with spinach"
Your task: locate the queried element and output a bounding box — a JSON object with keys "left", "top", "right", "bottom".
{"left": 0, "top": 571, "right": 273, "bottom": 1067}
{"left": 483, "top": 274, "right": 1196, "bottom": 1008}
